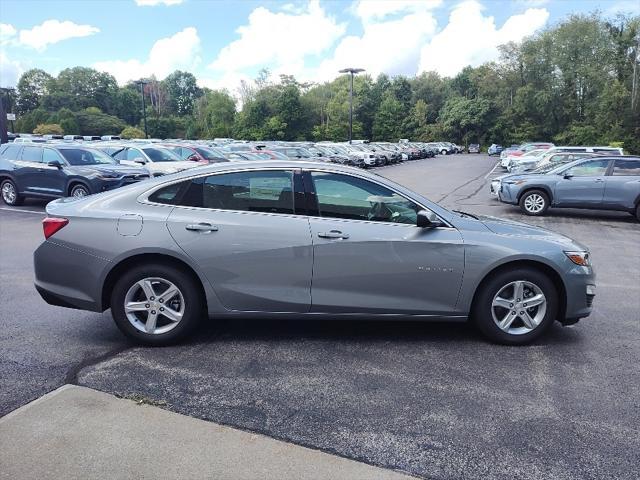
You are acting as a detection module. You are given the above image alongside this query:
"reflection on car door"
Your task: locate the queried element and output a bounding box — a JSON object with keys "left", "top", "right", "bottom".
{"left": 554, "top": 159, "right": 611, "bottom": 207}
{"left": 603, "top": 158, "right": 640, "bottom": 209}
{"left": 166, "top": 169, "right": 313, "bottom": 313}
{"left": 306, "top": 171, "right": 464, "bottom": 315}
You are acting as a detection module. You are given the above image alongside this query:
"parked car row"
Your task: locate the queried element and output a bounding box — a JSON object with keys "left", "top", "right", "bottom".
{"left": 0, "top": 138, "right": 462, "bottom": 205}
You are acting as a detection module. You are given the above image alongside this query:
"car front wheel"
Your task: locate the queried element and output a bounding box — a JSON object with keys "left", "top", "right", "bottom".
{"left": 472, "top": 268, "right": 558, "bottom": 345}
{"left": 110, "top": 263, "right": 204, "bottom": 345}
{"left": 70, "top": 184, "right": 90, "bottom": 198}
{"left": 519, "top": 189, "right": 549, "bottom": 216}
{"left": 635, "top": 204, "right": 640, "bottom": 222}
{"left": 1, "top": 179, "right": 24, "bottom": 206}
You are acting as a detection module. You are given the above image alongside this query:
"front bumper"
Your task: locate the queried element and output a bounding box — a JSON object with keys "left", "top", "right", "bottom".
{"left": 497, "top": 184, "right": 520, "bottom": 205}
{"left": 563, "top": 266, "right": 596, "bottom": 321}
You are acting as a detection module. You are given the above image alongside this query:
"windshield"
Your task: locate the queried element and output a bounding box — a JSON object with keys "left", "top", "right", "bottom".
{"left": 59, "top": 148, "right": 117, "bottom": 166}
{"left": 142, "top": 147, "right": 182, "bottom": 162}
{"left": 194, "top": 147, "right": 226, "bottom": 160}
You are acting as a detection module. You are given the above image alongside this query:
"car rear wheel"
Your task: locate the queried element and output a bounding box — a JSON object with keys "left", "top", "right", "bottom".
{"left": 1, "top": 179, "right": 24, "bottom": 206}
{"left": 519, "top": 189, "right": 549, "bottom": 216}
{"left": 635, "top": 204, "right": 640, "bottom": 222}
{"left": 110, "top": 263, "right": 204, "bottom": 345}
{"left": 472, "top": 268, "right": 558, "bottom": 345}
{"left": 70, "top": 184, "right": 90, "bottom": 198}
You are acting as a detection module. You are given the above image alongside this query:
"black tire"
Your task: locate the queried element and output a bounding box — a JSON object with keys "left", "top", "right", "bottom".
{"left": 70, "top": 183, "right": 90, "bottom": 198}
{"left": 635, "top": 203, "right": 640, "bottom": 222}
{"left": 519, "top": 189, "right": 550, "bottom": 216}
{"left": 110, "top": 263, "right": 205, "bottom": 346}
{"left": 1, "top": 179, "right": 24, "bottom": 206}
{"left": 472, "top": 268, "right": 558, "bottom": 345}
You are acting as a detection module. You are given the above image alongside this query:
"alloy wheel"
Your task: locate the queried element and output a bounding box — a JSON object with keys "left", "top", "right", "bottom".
{"left": 491, "top": 280, "right": 547, "bottom": 335}
{"left": 524, "top": 193, "right": 545, "bottom": 213}
{"left": 72, "top": 186, "right": 88, "bottom": 198}
{"left": 2, "top": 182, "right": 16, "bottom": 204}
{"left": 124, "top": 277, "right": 185, "bottom": 334}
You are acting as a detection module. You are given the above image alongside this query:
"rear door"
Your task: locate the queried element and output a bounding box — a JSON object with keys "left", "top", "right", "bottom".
{"left": 305, "top": 171, "right": 464, "bottom": 315}
{"left": 554, "top": 159, "right": 612, "bottom": 207}
{"left": 165, "top": 169, "right": 313, "bottom": 313}
{"left": 603, "top": 158, "right": 640, "bottom": 209}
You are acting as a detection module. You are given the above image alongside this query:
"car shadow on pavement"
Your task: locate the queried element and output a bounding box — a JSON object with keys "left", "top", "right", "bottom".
{"left": 189, "top": 316, "right": 583, "bottom": 348}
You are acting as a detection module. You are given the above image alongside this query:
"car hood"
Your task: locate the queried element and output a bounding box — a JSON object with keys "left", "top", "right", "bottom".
{"left": 476, "top": 214, "right": 586, "bottom": 248}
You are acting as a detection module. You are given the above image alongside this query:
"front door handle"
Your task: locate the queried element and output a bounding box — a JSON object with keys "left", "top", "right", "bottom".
{"left": 185, "top": 222, "right": 218, "bottom": 233}
{"left": 594, "top": 178, "right": 604, "bottom": 183}
{"left": 318, "top": 230, "right": 349, "bottom": 240}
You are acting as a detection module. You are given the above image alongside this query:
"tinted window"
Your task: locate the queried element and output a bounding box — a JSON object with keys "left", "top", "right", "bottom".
{"left": 126, "top": 148, "right": 143, "bottom": 161}
{"left": 142, "top": 147, "right": 181, "bottom": 162}
{"left": 311, "top": 172, "right": 420, "bottom": 225}
{"left": 612, "top": 159, "right": 640, "bottom": 176}
{"left": 42, "top": 149, "right": 64, "bottom": 164}
{"left": 177, "top": 171, "right": 295, "bottom": 214}
{"left": 148, "top": 182, "right": 187, "bottom": 205}
{"left": 59, "top": 148, "right": 116, "bottom": 166}
{"left": 21, "top": 146, "right": 43, "bottom": 162}
{"left": 565, "top": 159, "right": 610, "bottom": 177}
{"left": 1, "top": 145, "right": 21, "bottom": 159}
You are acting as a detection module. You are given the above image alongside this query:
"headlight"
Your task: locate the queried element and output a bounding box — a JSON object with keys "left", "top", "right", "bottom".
{"left": 564, "top": 251, "right": 590, "bottom": 266}
{"left": 97, "top": 173, "right": 120, "bottom": 180}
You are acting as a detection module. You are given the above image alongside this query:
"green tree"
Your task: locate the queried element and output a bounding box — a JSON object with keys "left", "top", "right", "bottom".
{"left": 163, "top": 71, "right": 201, "bottom": 116}
{"left": 120, "top": 126, "right": 146, "bottom": 139}
{"left": 16, "top": 69, "right": 53, "bottom": 114}
{"left": 33, "top": 123, "right": 63, "bottom": 135}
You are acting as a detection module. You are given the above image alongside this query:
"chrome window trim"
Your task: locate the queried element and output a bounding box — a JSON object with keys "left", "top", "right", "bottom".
{"left": 138, "top": 165, "right": 454, "bottom": 228}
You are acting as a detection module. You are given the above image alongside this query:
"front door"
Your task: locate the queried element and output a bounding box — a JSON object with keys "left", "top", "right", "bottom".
{"left": 554, "top": 159, "right": 611, "bottom": 207}
{"left": 166, "top": 169, "right": 313, "bottom": 313}
{"left": 306, "top": 171, "right": 464, "bottom": 315}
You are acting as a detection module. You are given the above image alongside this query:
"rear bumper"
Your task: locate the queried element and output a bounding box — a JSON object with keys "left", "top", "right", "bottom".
{"left": 34, "top": 240, "right": 110, "bottom": 312}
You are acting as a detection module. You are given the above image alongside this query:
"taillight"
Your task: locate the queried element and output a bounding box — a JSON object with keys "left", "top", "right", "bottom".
{"left": 42, "top": 217, "right": 69, "bottom": 239}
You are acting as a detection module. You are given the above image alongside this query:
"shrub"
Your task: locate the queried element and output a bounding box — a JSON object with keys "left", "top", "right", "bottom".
{"left": 33, "top": 123, "right": 64, "bottom": 135}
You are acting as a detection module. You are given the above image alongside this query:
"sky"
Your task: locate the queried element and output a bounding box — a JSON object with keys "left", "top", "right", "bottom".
{"left": 1, "top": 0, "right": 639, "bottom": 93}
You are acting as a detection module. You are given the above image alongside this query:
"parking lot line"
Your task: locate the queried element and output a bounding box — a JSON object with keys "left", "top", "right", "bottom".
{"left": 484, "top": 160, "right": 501, "bottom": 179}
{"left": 0, "top": 207, "right": 45, "bottom": 215}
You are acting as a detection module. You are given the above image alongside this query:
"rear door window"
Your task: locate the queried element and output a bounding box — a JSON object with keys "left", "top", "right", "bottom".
{"left": 20, "top": 146, "right": 43, "bottom": 163}
{"left": 612, "top": 159, "right": 640, "bottom": 176}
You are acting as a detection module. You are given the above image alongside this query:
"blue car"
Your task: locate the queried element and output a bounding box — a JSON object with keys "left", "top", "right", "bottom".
{"left": 488, "top": 144, "right": 503, "bottom": 156}
{"left": 0, "top": 143, "right": 150, "bottom": 206}
{"left": 498, "top": 156, "right": 640, "bottom": 220}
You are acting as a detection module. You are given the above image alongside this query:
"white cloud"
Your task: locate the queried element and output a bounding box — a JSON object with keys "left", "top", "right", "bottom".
{"left": 354, "top": 0, "right": 442, "bottom": 23}
{"left": 94, "top": 27, "right": 201, "bottom": 84}
{"left": 135, "top": 0, "right": 184, "bottom": 6}
{"left": 0, "top": 23, "right": 17, "bottom": 45}
{"left": 316, "top": 11, "right": 437, "bottom": 81}
{"left": 418, "top": 0, "right": 549, "bottom": 77}
{"left": 209, "top": 0, "right": 345, "bottom": 73}
{"left": 18, "top": 20, "right": 99, "bottom": 51}
{"left": 0, "top": 51, "right": 24, "bottom": 87}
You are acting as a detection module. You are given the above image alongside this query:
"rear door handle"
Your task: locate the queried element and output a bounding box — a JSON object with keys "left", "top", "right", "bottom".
{"left": 185, "top": 222, "right": 218, "bottom": 233}
{"left": 318, "top": 230, "right": 349, "bottom": 240}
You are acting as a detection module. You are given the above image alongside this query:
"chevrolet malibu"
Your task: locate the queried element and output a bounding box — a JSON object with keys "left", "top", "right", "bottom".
{"left": 34, "top": 161, "right": 596, "bottom": 346}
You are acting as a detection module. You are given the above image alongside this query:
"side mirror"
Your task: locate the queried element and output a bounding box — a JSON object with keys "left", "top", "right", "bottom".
{"left": 563, "top": 172, "right": 573, "bottom": 179}
{"left": 133, "top": 157, "right": 146, "bottom": 165}
{"left": 47, "top": 160, "right": 63, "bottom": 169}
{"left": 417, "top": 210, "right": 444, "bottom": 228}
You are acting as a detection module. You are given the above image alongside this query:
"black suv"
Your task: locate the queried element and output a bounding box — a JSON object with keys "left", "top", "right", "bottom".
{"left": 0, "top": 143, "right": 150, "bottom": 205}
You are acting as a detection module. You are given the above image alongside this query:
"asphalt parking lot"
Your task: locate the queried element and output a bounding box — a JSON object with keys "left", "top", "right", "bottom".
{"left": 1, "top": 154, "right": 639, "bottom": 479}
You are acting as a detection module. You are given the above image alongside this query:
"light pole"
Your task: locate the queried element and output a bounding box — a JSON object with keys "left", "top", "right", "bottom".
{"left": 136, "top": 79, "right": 149, "bottom": 139}
{"left": 339, "top": 68, "right": 364, "bottom": 144}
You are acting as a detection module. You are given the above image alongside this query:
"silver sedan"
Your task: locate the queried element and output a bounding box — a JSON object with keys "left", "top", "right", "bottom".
{"left": 34, "top": 161, "right": 595, "bottom": 345}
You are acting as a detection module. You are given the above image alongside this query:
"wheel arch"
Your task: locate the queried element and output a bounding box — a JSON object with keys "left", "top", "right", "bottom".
{"left": 469, "top": 259, "right": 567, "bottom": 321}
{"left": 67, "top": 179, "right": 92, "bottom": 196}
{"left": 101, "top": 253, "right": 209, "bottom": 312}
{"left": 516, "top": 184, "right": 553, "bottom": 204}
